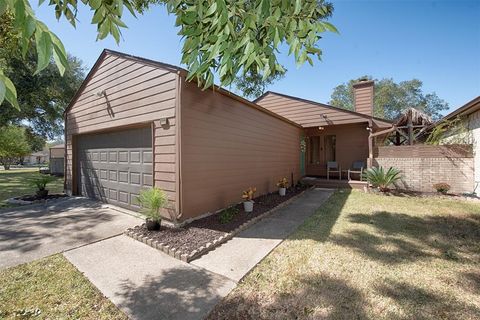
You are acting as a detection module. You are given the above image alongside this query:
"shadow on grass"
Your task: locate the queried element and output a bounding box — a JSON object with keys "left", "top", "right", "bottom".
{"left": 375, "top": 279, "right": 480, "bottom": 319}
{"left": 207, "top": 273, "right": 368, "bottom": 320}
{"left": 117, "top": 266, "right": 231, "bottom": 320}
{"left": 329, "top": 210, "right": 480, "bottom": 264}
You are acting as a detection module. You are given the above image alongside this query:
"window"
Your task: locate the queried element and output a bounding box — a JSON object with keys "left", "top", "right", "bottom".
{"left": 309, "top": 136, "right": 320, "bottom": 164}
{"left": 324, "top": 135, "right": 336, "bottom": 162}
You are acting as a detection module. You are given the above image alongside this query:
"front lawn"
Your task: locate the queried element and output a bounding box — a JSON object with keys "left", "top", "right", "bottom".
{"left": 0, "top": 255, "right": 127, "bottom": 319}
{"left": 0, "top": 168, "right": 64, "bottom": 208}
{"left": 208, "top": 190, "right": 480, "bottom": 320}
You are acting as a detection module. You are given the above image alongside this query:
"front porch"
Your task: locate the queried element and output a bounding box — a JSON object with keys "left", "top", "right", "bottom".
{"left": 301, "top": 176, "right": 368, "bottom": 190}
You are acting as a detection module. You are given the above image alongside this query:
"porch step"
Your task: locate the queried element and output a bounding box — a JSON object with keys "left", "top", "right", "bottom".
{"left": 301, "top": 177, "right": 367, "bottom": 190}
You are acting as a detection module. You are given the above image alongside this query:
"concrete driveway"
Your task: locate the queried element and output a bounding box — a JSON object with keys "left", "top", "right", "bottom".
{"left": 0, "top": 198, "right": 142, "bottom": 269}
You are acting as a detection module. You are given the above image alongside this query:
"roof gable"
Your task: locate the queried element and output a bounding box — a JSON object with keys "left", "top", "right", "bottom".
{"left": 64, "top": 50, "right": 180, "bottom": 116}
{"left": 255, "top": 91, "right": 391, "bottom": 128}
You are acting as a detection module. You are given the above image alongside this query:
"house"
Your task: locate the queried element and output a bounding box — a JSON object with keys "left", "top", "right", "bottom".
{"left": 435, "top": 96, "right": 480, "bottom": 183}
{"left": 49, "top": 144, "right": 65, "bottom": 175}
{"left": 64, "top": 49, "right": 391, "bottom": 224}
{"left": 23, "top": 151, "right": 48, "bottom": 165}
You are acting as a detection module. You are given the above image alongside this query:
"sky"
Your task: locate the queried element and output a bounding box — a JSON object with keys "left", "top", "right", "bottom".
{"left": 34, "top": 0, "right": 480, "bottom": 114}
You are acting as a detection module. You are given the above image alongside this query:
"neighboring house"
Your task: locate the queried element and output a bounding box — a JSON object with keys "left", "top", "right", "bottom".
{"left": 23, "top": 151, "right": 49, "bottom": 165}
{"left": 64, "top": 49, "right": 391, "bottom": 224}
{"left": 49, "top": 144, "right": 65, "bottom": 175}
{"left": 437, "top": 96, "right": 480, "bottom": 183}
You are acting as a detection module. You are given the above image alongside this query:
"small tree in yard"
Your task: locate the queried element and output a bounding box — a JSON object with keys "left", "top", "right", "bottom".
{"left": 0, "top": 125, "right": 31, "bottom": 169}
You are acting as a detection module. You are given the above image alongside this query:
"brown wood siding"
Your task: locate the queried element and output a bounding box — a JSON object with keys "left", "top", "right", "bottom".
{"left": 374, "top": 144, "right": 473, "bottom": 158}
{"left": 353, "top": 82, "right": 373, "bottom": 117}
{"left": 304, "top": 123, "right": 369, "bottom": 176}
{"left": 65, "top": 53, "right": 179, "bottom": 212}
{"left": 180, "top": 80, "right": 302, "bottom": 221}
{"left": 256, "top": 92, "right": 371, "bottom": 127}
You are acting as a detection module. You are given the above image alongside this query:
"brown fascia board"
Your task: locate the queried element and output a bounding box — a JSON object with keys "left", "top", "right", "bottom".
{"left": 256, "top": 90, "right": 393, "bottom": 125}
{"left": 426, "top": 95, "right": 480, "bottom": 131}
{"left": 441, "top": 96, "right": 480, "bottom": 120}
{"left": 352, "top": 80, "right": 374, "bottom": 87}
{"left": 64, "top": 49, "right": 301, "bottom": 129}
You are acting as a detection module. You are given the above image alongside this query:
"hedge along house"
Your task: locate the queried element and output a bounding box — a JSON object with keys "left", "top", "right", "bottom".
{"left": 64, "top": 49, "right": 302, "bottom": 224}
{"left": 254, "top": 81, "right": 392, "bottom": 177}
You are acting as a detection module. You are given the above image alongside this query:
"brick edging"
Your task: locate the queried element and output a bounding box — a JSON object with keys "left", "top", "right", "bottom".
{"left": 124, "top": 188, "right": 310, "bottom": 262}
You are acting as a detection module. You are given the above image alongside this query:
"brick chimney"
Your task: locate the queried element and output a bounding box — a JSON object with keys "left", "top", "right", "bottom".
{"left": 353, "top": 79, "right": 374, "bottom": 117}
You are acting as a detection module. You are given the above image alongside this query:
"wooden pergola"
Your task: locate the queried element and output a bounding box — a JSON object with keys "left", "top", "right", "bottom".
{"left": 373, "top": 108, "right": 433, "bottom": 146}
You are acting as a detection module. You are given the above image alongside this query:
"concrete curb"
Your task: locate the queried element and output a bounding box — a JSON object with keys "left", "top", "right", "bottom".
{"left": 124, "top": 188, "right": 310, "bottom": 262}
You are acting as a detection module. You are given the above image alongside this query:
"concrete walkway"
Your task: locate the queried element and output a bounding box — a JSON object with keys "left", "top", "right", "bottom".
{"left": 64, "top": 235, "right": 236, "bottom": 320}
{"left": 0, "top": 198, "right": 142, "bottom": 269}
{"left": 64, "top": 188, "right": 332, "bottom": 320}
{"left": 191, "top": 188, "right": 333, "bottom": 282}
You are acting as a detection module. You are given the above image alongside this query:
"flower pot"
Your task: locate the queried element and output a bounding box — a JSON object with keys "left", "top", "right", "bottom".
{"left": 36, "top": 189, "right": 49, "bottom": 198}
{"left": 243, "top": 200, "right": 254, "bottom": 213}
{"left": 146, "top": 219, "right": 160, "bottom": 231}
{"left": 279, "top": 187, "right": 286, "bottom": 196}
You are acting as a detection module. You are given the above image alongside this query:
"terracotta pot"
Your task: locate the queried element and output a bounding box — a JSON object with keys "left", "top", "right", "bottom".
{"left": 279, "top": 187, "right": 286, "bottom": 196}
{"left": 243, "top": 200, "right": 254, "bottom": 213}
{"left": 146, "top": 219, "right": 161, "bottom": 231}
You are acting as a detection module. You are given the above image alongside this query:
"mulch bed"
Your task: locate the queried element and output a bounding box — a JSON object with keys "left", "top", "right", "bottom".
{"left": 15, "top": 194, "right": 68, "bottom": 202}
{"left": 127, "top": 185, "right": 308, "bottom": 261}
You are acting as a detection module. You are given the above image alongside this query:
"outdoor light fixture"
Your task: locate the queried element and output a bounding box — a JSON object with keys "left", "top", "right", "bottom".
{"left": 160, "top": 117, "right": 169, "bottom": 126}
{"left": 95, "top": 90, "right": 106, "bottom": 97}
{"left": 318, "top": 126, "right": 325, "bottom": 130}
{"left": 366, "top": 126, "right": 372, "bottom": 132}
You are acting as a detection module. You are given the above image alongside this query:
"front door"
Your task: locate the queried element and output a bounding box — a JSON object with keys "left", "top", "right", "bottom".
{"left": 306, "top": 134, "right": 336, "bottom": 176}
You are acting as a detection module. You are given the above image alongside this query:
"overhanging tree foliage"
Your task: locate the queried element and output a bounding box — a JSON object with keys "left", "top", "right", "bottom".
{"left": 0, "top": 0, "right": 337, "bottom": 108}
{"left": 329, "top": 76, "right": 449, "bottom": 120}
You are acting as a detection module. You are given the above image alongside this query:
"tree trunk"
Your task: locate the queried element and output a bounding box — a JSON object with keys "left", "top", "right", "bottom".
{"left": 4, "top": 164, "right": 10, "bottom": 170}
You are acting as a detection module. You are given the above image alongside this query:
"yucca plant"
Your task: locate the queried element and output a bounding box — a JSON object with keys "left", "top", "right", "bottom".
{"left": 362, "top": 166, "right": 402, "bottom": 192}
{"left": 137, "top": 187, "right": 168, "bottom": 230}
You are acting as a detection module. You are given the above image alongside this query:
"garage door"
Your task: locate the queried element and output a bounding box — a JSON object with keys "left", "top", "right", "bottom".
{"left": 76, "top": 126, "right": 153, "bottom": 211}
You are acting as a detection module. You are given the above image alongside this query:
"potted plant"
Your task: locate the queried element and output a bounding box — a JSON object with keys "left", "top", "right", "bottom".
{"left": 30, "top": 175, "right": 57, "bottom": 198}
{"left": 433, "top": 182, "right": 450, "bottom": 195}
{"left": 137, "top": 187, "right": 168, "bottom": 231}
{"left": 277, "top": 177, "right": 288, "bottom": 196}
{"left": 242, "top": 187, "right": 256, "bottom": 213}
{"left": 362, "top": 166, "right": 402, "bottom": 193}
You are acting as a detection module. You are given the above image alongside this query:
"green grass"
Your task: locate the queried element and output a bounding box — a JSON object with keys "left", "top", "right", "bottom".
{"left": 0, "top": 254, "right": 127, "bottom": 319}
{"left": 208, "top": 190, "right": 480, "bottom": 320}
{"left": 0, "top": 169, "right": 64, "bottom": 208}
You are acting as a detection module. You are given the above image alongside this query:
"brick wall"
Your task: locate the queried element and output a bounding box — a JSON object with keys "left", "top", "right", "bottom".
{"left": 373, "top": 157, "right": 474, "bottom": 193}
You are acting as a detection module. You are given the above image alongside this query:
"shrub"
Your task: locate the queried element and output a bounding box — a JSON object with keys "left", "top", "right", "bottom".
{"left": 242, "top": 187, "right": 256, "bottom": 201}
{"left": 137, "top": 187, "right": 168, "bottom": 222}
{"left": 433, "top": 183, "right": 451, "bottom": 194}
{"left": 363, "top": 166, "right": 402, "bottom": 192}
{"left": 219, "top": 206, "right": 239, "bottom": 224}
{"left": 29, "top": 175, "right": 57, "bottom": 191}
{"left": 276, "top": 177, "right": 288, "bottom": 188}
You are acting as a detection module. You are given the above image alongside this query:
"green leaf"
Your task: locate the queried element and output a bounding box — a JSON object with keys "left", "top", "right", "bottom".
{"left": 89, "top": 0, "right": 102, "bottom": 10}
{"left": 50, "top": 33, "right": 68, "bottom": 75}
{"left": 0, "top": 73, "right": 19, "bottom": 110}
{"left": 0, "top": 81, "right": 5, "bottom": 104}
{"left": 294, "top": 0, "right": 301, "bottom": 15}
{"left": 323, "top": 21, "right": 339, "bottom": 33}
{"left": 0, "top": 1, "right": 8, "bottom": 16}
{"left": 34, "top": 28, "right": 53, "bottom": 75}
{"left": 205, "top": 2, "right": 217, "bottom": 17}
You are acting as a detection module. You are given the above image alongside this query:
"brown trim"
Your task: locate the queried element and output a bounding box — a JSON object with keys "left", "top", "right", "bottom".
{"left": 441, "top": 96, "right": 480, "bottom": 120}
{"left": 175, "top": 72, "right": 183, "bottom": 217}
{"left": 256, "top": 91, "right": 393, "bottom": 125}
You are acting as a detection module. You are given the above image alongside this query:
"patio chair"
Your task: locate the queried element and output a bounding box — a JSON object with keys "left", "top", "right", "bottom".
{"left": 348, "top": 161, "right": 365, "bottom": 181}
{"left": 327, "top": 161, "right": 341, "bottom": 180}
